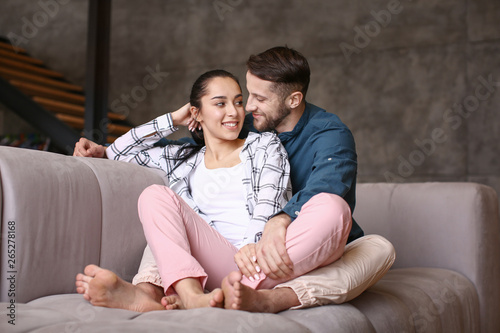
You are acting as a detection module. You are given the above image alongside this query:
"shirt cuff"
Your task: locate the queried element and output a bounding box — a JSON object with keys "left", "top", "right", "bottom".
{"left": 282, "top": 204, "right": 302, "bottom": 222}
{"left": 157, "top": 113, "right": 178, "bottom": 132}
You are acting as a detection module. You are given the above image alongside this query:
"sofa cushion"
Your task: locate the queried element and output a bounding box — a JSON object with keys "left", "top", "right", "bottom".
{"left": 348, "top": 268, "right": 479, "bottom": 333}
{"left": 4, "top": 295, "right": 310, "bottom": 333}
{"left": 279, "top": 268, "right": 478, "bottom": 332}
{"left": 0, "top": 267, "right": 478, "bottom": 333}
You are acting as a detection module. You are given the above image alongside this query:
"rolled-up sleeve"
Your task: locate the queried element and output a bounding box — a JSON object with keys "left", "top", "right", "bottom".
{"left": 282, "top": 125, "right": 357, "bottom": 221}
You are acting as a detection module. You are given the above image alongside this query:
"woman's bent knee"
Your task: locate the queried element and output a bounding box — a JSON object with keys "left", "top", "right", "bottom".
{"left": 138, "top": 185, "right": 177, "bottom": 222}
{"left": 139, "top": 185, "right": 174, "bottom": 205}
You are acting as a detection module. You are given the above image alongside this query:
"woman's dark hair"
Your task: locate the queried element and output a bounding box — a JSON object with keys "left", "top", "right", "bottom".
{"left": 246, "top": 46, "right": 310, "bottom": 100}
{"left": 168, "top": 69, "right": 241, "bottom": 176}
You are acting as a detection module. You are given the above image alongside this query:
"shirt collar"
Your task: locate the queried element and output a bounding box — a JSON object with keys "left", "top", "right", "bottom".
{"left": 278, "top": 102, "right": 312, "bottom": 141}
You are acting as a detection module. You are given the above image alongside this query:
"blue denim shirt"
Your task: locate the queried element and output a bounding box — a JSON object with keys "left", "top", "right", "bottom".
{"left": 245, "top": 102, "right": 364, "bottom": 243}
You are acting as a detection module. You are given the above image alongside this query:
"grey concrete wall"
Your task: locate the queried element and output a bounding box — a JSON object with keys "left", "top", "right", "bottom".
{"left": 1, "top": 0, "right": 499, "bottom": 202}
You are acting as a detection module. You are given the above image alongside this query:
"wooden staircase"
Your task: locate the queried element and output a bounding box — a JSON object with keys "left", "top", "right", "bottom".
{"left": 0, "top": 39, "right": 132, "bottom": 145}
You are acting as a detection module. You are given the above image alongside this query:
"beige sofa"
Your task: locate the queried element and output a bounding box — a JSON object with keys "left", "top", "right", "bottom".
{"left": 1, "top": 145, "right": 499, "bottom": 332}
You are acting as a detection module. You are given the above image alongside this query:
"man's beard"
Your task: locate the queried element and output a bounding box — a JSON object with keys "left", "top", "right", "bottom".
{"left": 254, "top": 102, "right": 292, "bottom": 132}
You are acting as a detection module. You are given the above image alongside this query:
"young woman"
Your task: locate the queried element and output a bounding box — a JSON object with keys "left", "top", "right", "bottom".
{"left": 76, "top": 70, "right": 292, "bottom": 310}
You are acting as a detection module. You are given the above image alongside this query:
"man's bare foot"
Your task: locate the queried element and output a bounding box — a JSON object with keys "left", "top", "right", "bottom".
{"left": 75, "top": 264, "right": 165, "bottom": 312}
{"left": 161, "top": 294, "right": 184, "bottom": 310}
{"left": 221, "top": 271, "right": 299, "bottom": 313}
{"left": 136, "top": 281, "right": 165, "bottom": 302}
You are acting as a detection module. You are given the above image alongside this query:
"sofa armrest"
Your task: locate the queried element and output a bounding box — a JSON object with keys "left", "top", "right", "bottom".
{"left": 0, "top": 146, "right": 165, "bottom": 303}
{"left": 354, "top": 182, "right": 500, "bottom": 333}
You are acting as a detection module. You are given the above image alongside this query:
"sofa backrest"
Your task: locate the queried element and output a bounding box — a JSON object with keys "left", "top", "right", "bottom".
{"left": 354, "top": 182, "right": 500, "bottom": 333}
{"left": 0, "top": 146, "right": 165, "bottom": 303}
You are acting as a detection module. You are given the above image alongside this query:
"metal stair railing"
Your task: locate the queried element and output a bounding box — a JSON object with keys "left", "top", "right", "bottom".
{"left": 0, "top": 76, "right": 80, "bottom": 154}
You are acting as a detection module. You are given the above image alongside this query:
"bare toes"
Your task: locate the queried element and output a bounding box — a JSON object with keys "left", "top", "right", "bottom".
{"left": 210, "top": 289, "right": 224, "bottom": 308}
{"left": 161, "top": 295, "right": 183, "bottom": 310}
{"left": 84, "top": 264, "right": 101, "bottom": 277}
{"left": 165, "top": 303, "right": 178, "bottom": 310}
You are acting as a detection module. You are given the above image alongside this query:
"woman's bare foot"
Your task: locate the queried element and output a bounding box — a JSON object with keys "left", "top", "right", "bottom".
{"left": 173, "top": 278, "right": 224, "bottom": 309}
{"left": 161, "top": 294, "right": 184, "bottom": 310}
{"left": 185, "top": 289, "right": 224, "bottom": 309}
{"left": 75, "top": 264, "right": 165, "bottom": 312}
{"left": 221, "top": 271, "right": 297, "bottom": 313}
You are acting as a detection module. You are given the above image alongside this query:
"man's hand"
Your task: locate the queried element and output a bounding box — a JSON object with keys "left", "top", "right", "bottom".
{"left": 73, "top": 138, "right": 106, "bottom": 158}
{"left": 255, "top": 213, "right": 294, "bottom": 280}
{"left": 234, "top": 244, "right": 262, "bottom": 282}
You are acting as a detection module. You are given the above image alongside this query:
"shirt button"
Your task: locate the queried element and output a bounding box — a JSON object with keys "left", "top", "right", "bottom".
{"left": 295, "top": 211, "right": 300, "bottom": 216}
{"left": 328, "top": 158, "right": 332, "bottom": 161}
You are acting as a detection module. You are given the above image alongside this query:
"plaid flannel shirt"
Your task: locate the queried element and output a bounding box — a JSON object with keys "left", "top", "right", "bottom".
{"left": 106, "top": 113, "right": 292, "bottom": 246}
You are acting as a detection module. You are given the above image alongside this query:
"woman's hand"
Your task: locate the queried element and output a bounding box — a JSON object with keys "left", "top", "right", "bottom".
{"left": 170, "top": 102, "right": 201, "bottom": 132}
{"left": 234, "top": 244, "right": 263, "bottom": 282}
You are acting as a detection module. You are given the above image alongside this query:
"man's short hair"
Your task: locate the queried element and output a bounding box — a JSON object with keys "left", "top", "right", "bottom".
{"left": 246, "top": 46, "right": 310, "bottom": 100}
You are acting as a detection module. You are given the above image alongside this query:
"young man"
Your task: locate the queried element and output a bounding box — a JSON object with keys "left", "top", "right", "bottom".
{"left": 221, "top": 46, "right": 365, "bottom": 311}
{"left": 74, "top": 46, "right": 394, "bottom": 313}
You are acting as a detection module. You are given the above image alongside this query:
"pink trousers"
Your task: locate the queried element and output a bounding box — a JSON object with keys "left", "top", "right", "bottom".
{"left": 138, "top": 184, "right": 352, "bottom": 294}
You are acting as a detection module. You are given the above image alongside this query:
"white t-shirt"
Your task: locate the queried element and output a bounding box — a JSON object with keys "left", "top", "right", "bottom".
{"left": 189, "top": 157, "right": 250, "bottom": 248}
